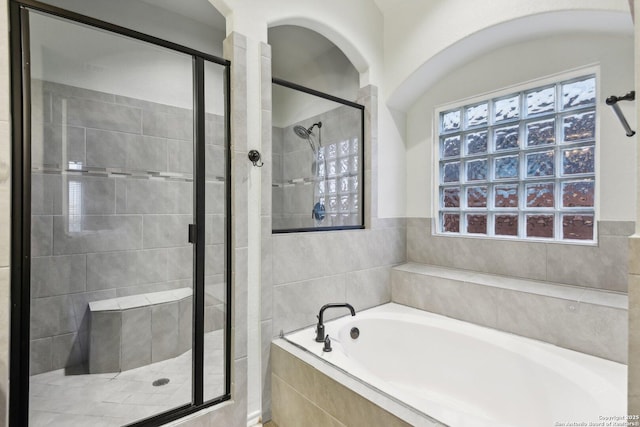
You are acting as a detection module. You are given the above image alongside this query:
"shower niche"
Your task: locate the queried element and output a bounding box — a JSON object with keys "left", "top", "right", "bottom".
{"left": 272, "top": 79, "right": 364, "bottom": 232}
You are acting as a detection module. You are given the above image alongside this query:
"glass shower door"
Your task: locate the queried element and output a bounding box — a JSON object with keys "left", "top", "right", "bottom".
{"left": 28, "top": 10, "right": 195, "bottom": 426}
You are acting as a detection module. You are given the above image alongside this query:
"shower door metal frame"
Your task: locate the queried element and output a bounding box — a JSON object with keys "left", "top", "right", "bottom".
{"left": 8, "top": 1, "right": 233, "bottom": 426}
{"left": 271, "top": 77, "right": 366, "bottom": 233}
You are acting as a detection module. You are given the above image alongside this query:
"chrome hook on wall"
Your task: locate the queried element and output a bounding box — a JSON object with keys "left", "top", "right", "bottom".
{"left": 248, "top": 150, "right": 264, "bottom": 167}
{"left": 606, "top": 91, "right": 636, "bottom": 137}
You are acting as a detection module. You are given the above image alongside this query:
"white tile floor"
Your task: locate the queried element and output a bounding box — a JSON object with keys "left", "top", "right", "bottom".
{"left": 29, "top": 331, "right": 226, "bottom": 426}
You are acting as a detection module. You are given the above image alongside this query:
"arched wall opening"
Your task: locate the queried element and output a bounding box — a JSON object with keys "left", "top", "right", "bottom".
{"left": 388, "top": 9, "right": 633, "bottom": 112}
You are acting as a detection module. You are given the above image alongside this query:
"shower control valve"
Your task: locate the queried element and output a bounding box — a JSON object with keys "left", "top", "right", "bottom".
{"left": 248, "top": 150, "right": 263, "bottom": 167}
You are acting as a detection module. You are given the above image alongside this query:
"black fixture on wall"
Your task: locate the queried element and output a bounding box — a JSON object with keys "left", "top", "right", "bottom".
{"left": 248, "top": 149, "right": 264, "bottom": 167}
{"left": 606, "top": 90, "right": 636, "bottom": 137}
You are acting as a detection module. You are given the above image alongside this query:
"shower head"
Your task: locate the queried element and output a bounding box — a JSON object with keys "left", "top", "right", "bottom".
{"left": 293, "top": 121, "right": 322, "bottom": 140}
{"left": 293, "top": 122, "right": 322, "bottom": 153}
{"left": 293, "top": 125, "right": 310, "bottom": 140}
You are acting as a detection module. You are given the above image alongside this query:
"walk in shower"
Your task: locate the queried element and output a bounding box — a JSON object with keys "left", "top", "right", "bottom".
{"left": 10, "top": 1, "right": 230, "bottom": 426}
{"left": 272, "top": 79, "right": 364, "bottom": 232}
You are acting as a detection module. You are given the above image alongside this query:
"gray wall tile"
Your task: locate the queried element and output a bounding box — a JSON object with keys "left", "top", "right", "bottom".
{"left": 407, "top": 217, "right": 631, "bottom": 292}
{"left": 53, "top": 215, "right": 142, "bottom": 255}
{"left": 32, "top": 123, "right": 85, "bottom": 168}
{"left": 599, "top": 220, "right": 635, "bottom": 236}
{"left": 392, "top": 269, "right": 499, "bottom": 329}
{"left": 120, "top": 179, "right": 172, "bottom": 214}
{"left": 31, "top": 174, "right": 61, "bottom": 215}
{"left": 57, "top": 96, "right": 142, "bottom": 134}
{"left": 206, "top": 214, "right": 226, "bottom": 245}
{"left": 345, "top": 267, "right": 391, "bottom": 311}
{"left": 142, "top": 215, "right": 191, "bottom": 249}
{"left": 32, "top": 255, "right": 86, "bottom": 298}
{"left": 31, "top": 216, "right": 52, "bottom": 257}
{"left": 85, "top": 129, "right": 130, "bottom": 169}
{"left": 138, "top": 249, "right": 170, "bottom": 284}
{"left": 31, "top": 295, "right": 78, "bottom": 339}
{"left": 52, "top": 333, "right": 83, "bottom": 370}
{"left": 87, "top": 251, "right": 137, "bottom": 291}
{"left": 31, "top": 80, "right": 52, "bottom": 123}
{"left": 74, "top": 177, "right": 116, "bottom": 215}
{"left": 121, "top": 307, "right": 152, "bottom": 370}
{"left": 546, "top": 235, "right": 628, "bottom": 291}
{"left": 206, "top": 244, "right": 225, "bottom": 276}
{"left": 143, "top": 109, "right": 193, "bottom": 140}
{"left": 554, "top": 303, "right": 627, "bottom": 363}
{"left": 89, "top": 311, "right": 121, "bottom": 373}
{"left": 30, "top": 338, "right": 52, "bottom": 375}
{"left": 273, "top": 275, "right": 346, "bottom": 336}
{"left": 272, "top": 227, "right": 405, "bottom": 285}
{"left": 167, "top": 139, "right": 193, "bottom": 175}
{"left": 165, "top": 181, "right": 194, "bottom": 214}
{"left": 151, "top": 302, "right": 179, "bottom": 362}
{"left": 206, "top": 145, "right": 226, "bottom": 179}
{"left": 204, "top": 304, "right": 225, "bottom": 332}
{"left": 206, "top": 181, "right": 226, "bottom": 215}
{"left": 206, "top": 113, "right": 226, "bottom": 146}
{"left": 178, "top": 297, "right": 193, "bottom": 354}
{"left": 127, "top": 135, "right": 167, "bottom": 172}
{"left": 166, "top": 247, "right": 193, "bottom": 281}
{"left": 496, "top": 290, "right": 574, "bottom": 347}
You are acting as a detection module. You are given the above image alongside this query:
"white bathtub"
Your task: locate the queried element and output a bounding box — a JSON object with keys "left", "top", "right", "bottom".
{"left": 284, "top": 303, "right": 626, "bottom": 427}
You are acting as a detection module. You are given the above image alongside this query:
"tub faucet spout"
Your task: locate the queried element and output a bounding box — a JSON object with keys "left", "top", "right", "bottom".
{"left": 315, "top": 303, "right": 356, "bottom": 342}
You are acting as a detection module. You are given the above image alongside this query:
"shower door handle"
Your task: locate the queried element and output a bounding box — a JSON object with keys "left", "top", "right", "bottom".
{"left": 188, "top": 224, "right": 197, "bottom": 244}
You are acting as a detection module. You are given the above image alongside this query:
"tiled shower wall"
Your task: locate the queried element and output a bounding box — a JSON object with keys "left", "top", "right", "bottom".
{"left": 407, "top": 218, "right": 633, "bottom": 292}
{"left": 272, "top": 105, "right": 362, "bottom": 230}
{"left": 29, "top": 80, "right": 226, "bottom": 375}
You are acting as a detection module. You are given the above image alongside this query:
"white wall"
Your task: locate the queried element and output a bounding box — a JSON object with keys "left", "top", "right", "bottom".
{"left": 381, "top": 0, "right": 631, "bottom": 110}
{"left": 406, "top": 32, "right": 636, "bottom": 221}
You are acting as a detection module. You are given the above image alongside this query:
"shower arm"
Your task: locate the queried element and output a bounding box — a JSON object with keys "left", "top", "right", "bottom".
{"left": 606, "top": 91, "right": 635, "bottom": 137}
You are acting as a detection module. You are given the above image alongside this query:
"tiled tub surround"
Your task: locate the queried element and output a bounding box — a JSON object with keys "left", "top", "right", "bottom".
{"left": 274, "top": 303, "right": 625, "bottom": 427}
{"left": 29, "top": 80, "right": 227, "bottom": 375}
{"left": 272, "top": 104, "right": 362, "bottom": 230}
{"left": 89, "top": 288, "right": 193, "bottom": 374}
{"left": 392, "top": 263, "right": 628, "bottom": 363}
{"left": 271, "top": 341, "right": 419, "bottom": 427}
{"left": 407, "top": 217, "right": 633, "bottom": 292}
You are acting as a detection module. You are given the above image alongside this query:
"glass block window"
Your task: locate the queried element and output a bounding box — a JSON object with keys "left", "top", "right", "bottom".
{"left": 437, "top": 75, "right": 596, "bottom": 242}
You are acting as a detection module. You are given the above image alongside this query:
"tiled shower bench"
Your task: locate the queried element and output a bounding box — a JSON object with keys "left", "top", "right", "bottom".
{"left": 89, "top": 288, "right": 193, "bottom": 374}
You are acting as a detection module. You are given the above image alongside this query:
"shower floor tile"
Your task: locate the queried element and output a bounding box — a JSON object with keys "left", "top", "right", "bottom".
{"left": 29, "top": 330, "right": 225, "bottom": 427}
